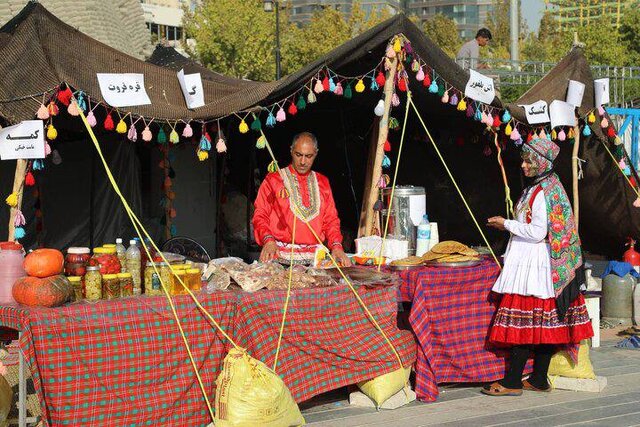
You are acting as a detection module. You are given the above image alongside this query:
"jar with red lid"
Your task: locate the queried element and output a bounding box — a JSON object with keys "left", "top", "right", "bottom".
{"left": 65, "top": 247, "right": 91, "bottom": 277}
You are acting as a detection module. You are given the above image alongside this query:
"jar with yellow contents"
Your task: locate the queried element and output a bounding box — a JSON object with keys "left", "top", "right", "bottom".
{"left": 118, "top": 272, "right": 133, "bottom": 297}
{"left": 187, "top": 268, "right": 202, "bottom": 292}
{"left": 84, "top": 266, "right": 102, "bottom": 301}
{"left": 145, "top": 262, "right": 170, "bottom": 296}
{"left": 102, "top": 274, "right": 120, "bottom": 300}
{"left": 171, "top": 270, "right": 188, "bottom": 295}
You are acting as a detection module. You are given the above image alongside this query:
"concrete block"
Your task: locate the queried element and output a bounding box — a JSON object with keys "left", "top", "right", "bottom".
{"left": 349, "top": 388, "right": 416, "bottom": 410}
{"left": 549, "top": 375, "right": 607, "bottom": 393}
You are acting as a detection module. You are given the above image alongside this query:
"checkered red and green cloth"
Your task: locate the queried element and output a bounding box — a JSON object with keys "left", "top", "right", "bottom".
{"left": 396, "top": 259, "right": 519, "bottom": 402}
{"left": 0, "top": 284, "right": 415, "bottom": 426}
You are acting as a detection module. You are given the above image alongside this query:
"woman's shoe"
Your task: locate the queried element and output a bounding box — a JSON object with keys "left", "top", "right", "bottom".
{"left": 481, "top": 382, "right": 523, "bottom": 396}
{"left": 522, "top": 379, "right": 551, "bottom": 392}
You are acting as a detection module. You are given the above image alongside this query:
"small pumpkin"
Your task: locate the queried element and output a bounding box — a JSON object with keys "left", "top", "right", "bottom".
{"left": 12, "top": 275, "right": 74, "bottom": 307}
{"left": 23, "top": 249, "right": 64, "bottom": 278}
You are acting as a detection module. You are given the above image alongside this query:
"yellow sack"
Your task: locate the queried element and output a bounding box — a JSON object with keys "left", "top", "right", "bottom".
{"left": 214, "top": 348, "right": 305, "bottom": 427}
{"left": 357, "top": 367, "right": 411, "bottom": 408}
{"left": 548, "top": 340, "right": 596, "bottom": 379}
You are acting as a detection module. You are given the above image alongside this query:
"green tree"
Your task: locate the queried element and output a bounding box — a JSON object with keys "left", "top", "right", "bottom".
{"left": 619, "top": 8, "right": 640, "bottom": 62}
{"left": 484, "top": 0, "right": 527, "bottom": 61}
{"left": 422, "top": 14, "right": 461, "bottom": 57}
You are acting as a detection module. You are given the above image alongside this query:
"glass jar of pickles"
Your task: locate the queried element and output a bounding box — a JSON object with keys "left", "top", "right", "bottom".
{"left": 65, "top": 247, "right": 91, "bottom": 277}
{"left": 102, "top": 274, "right": 120, "bottom": 300}
{"left": 90, "top": 247, "right": 122, "bottom": 275}
{"left": 118, "top": 273, "right": 133, "bottom": 297}
{"left": 144, "top": 262, "right": 170, "bottom": 296}
{"left": 171, "top": 270, "right": 188, "bottom": 295}
{"left": 187, "top": 268, "right": 202, "bottom": 292}
{"left": 85, "top": 266, "right": 102, "bottom": 301}
{"left": 68, "top": 276, "right": 83, "bottom": 301}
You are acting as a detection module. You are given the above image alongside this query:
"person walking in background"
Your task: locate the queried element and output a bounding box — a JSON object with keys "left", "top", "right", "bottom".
{"left": 457, "top": 28, "right": 492, "bottom": 70}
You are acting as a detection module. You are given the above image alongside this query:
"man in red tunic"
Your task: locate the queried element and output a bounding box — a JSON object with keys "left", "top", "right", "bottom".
{"left": 253, "top": 132, "right": 352, "bottom": 266}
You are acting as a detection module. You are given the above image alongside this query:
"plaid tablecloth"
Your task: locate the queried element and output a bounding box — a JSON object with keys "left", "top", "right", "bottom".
{"left": 235, "top": 285, "right": 416, "bottom": 402}
{"left": 0, "top": 284, "right": 413, "bottom": 426}
{"left": 397, "top": 259, "right": 519, "bottom": 402}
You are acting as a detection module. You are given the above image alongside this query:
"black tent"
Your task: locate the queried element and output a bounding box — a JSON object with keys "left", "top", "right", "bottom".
{"left": 1, "top": 3, "right": 636, "bottom": 258}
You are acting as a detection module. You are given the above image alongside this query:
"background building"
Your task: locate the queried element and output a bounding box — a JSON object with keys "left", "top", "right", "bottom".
{"left": 0, "top": 0, "right": 152, "bottom": 58}
{"left": 406, "top": 0, "right": 493, "bottom": 40}
{"left": 545, "top": 0, "right": 633, "bottom": 29}
{"left": 140, "top": 0, "right": 198, "bottom": 47}
{"left": 288, "top": 0, "right": 401, "bottom": 25}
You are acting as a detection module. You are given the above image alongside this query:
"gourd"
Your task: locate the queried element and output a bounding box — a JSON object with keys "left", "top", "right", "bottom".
{"left": 12, "top": 275, "right": 74, "bottom": 307}
{"left": 23, "top": 249, "right": 64, "bottom": 278}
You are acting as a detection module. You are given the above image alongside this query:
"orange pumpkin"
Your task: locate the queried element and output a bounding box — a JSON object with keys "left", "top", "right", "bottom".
{"left": 12, "top": 275, "right": 74, "bottom": 307}
{"left": 23, "top": 249, "right": 64, "bottom": 278}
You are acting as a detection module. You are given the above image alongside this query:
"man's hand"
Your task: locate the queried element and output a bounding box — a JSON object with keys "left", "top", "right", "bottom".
{"left": 331, "top": 247, "right": 352, "bottom": 267}
{"left": 487, "top": 216, "right": 506, "bottom": 231}
{"left": 259, "top": 241, "right": 278, "bottom": 262}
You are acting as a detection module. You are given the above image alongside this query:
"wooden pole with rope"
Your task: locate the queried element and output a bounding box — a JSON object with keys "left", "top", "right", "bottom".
{"left": 571, "top": 32, "right": 584, "bottom": 231}
{"left": 359, "top": 56, "right": 398, "bottom": 237}
{"left": 7, "top": 159, "right": 27, "bottom": 241}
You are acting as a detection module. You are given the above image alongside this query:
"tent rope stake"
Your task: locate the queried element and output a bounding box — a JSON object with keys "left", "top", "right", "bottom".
{"left": 408, "top": 97, "right": 501, "bottom": 269}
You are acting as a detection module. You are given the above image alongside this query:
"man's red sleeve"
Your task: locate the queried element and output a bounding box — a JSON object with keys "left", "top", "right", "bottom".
{"left": 322, "top": 184, "right": 343, "bottom": 249}
{"left": 253, "top": 177, "right": 275, "bottom": 246}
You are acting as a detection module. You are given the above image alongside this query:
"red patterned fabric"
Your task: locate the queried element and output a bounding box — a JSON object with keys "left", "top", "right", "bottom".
{"left": 395, "top": 259, "right": 532, "bottom": 402}
{"left": 0, "top": 285, "right": 413, "bottom": 425}
{"left": 489, "top": 293, "right": 593, "bottom": 345}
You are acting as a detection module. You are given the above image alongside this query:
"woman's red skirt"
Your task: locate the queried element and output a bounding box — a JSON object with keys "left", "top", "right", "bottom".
{"left": 489, "top": 293, "right": 594, "bottom": 345}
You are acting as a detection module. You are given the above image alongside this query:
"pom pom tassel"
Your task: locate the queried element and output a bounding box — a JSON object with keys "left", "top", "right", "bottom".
{"left": 142, "top": 126, "right": 152, "bottom": 142}
{"left": 104, "top": 113, "right": 114, "bottom": 131}
{"left": 169, "top": 129, "right": 179, "bottom": 144}
{"left": 14, "top": 227, "right": 26, "bottom": 240}
{"left": 5, "top": 192, "right": 18, "bottom": 208}
{"left": 182, "top": 122, "right": 193, "bottom": 138}
{"left": 36, "top": 104, "right": 49, "bottom": 120}
{"left": 87, "top": 111, "right": 97, "bottom": 127}
{"left": 116, "top": 119, "right": 127, "bottom": 134}
{"left": 46, "top": 124, "right": 57, "bottom": 140}
{"left": 25, "top": 172, "right": 35, "bottom": 186}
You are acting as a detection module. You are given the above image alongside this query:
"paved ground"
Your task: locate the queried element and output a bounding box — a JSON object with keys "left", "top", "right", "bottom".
{"left": 302, "top": 328, "right": 640, "bottom": 427}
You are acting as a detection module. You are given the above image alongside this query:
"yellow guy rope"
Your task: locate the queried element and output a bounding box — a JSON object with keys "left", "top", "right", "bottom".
{"left": 599, "top": 139, "right": 640, "bottom": 199}
{"left": 273, "top": 215, "right": 297, "bottom": 371}
{"left": 76, "top": 104, "right": 240, "bottom": 421}
{"left": 408, "top": 97, "right": 501, "bottom": 269}
{"left": 378, "top": 87, "right": 412, "bottom": 272}
{"left": 492, "top": 132, "right": 515, "bottom": 219}
{"left": 252, "top": 117, "right": 406, "bottom": 373}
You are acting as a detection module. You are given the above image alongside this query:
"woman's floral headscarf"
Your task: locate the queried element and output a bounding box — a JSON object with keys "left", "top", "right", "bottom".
{"left": 522, "top": 138, "right": 582, "bottom": 298}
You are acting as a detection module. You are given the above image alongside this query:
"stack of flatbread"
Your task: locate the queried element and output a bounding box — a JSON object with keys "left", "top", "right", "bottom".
{"left": 389, "top": 256, "right": 424, "bottom": 267}
{"left": 421, "top": 241, "right": 480, "bottom": 263}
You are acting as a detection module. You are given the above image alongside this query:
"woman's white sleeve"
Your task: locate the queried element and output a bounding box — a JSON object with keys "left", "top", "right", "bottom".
{"left": 503, "top": 192, "right": 547, "bottom": 242}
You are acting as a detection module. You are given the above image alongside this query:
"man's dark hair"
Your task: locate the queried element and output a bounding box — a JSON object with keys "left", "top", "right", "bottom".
{"left": 476, "top": 28, "right": 492, "bottom": 40}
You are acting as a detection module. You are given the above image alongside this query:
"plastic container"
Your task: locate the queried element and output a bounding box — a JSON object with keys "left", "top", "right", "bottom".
{"left": 115, "top": 238, "right": 127, "bottom": 273}
{"left": 602, "top": 273, "right": 635, "bottom": 325}
{"left": 0, "top": 242, "right": 25, "bottom": 304}
{"left": 416, "top": 215, "right": 431, "bottom": 257}
{"left": 125, "top": 240, "right": 142, "bottom": 295}
{"left": 634, "top": 280, "right": 640, "bottom": 326}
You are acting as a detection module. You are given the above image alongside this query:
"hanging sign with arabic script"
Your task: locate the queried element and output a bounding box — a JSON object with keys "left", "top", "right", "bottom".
{"left": 518, "top": 100, "right": 550, "bottom": 125}
{"left": 177, "top": 69, "right": 205, "bottom": 109}
{"left": 464, "top": 70, "right": 496, "bottom": 105}
{"left": 0, "top": 120, "right": 45, "bottom": 160}
{"left": 96, "top": 73, "right": 151, "bottom": 107}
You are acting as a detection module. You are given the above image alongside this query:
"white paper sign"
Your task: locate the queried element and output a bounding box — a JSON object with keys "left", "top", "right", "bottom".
{"left": 594, "top": 78, "right": 610, "bottom": 106}
{"left": 518, "top": 100, "right": 550, "bottom": 125}
{"left": 96, "top": 73, "right": 151, "bottom": 107}
{"left": 408, "top": 194, "right": 426, "bottom": 226}
{"left": 0, "top": 121, "right": 45, "bottom": 160}
{"left": 464, "top": 70, "right": 496, "bottom": 104}
{"left": 566, "top": 80, "right": 585, "bottom": 107}
{"left": 549, "top": 100, "right": 577, "bottom": 129}
{"left": 177, "top": 69, "right": 205, "bottom": 109}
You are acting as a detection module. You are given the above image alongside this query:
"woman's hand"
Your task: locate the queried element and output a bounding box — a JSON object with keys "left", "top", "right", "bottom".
{"left": 487, "top": 216, "right": 506, "bottom": 231}
{"left": 259, "top": 241, "right": 278, "bottom": 262}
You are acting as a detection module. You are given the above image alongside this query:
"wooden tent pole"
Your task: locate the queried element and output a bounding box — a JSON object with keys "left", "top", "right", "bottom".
{"left": 7, "top": 159, "right": 27, "bottom": 241}
{"left": 359, "top": 56, "right": 398, "bottom": 237}
{"left": 571, "top": 124, "right": 581, "bottom": 232}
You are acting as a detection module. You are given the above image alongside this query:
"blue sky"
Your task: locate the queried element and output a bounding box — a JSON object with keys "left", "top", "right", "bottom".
{"left": 522, "top": 0, "right": 546, "bottom": 33}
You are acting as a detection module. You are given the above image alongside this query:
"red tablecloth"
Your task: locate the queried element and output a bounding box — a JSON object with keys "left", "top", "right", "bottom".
{"left": 396, "top": 259, "right": 520, "bottom": 402}
{"left": 0, "top": 284, "right": 415, "bottom": 426}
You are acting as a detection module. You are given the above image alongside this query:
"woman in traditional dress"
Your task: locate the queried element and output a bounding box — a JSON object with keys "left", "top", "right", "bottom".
{"left": 483, "top": 137, "right": 593, "bottom": 396}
